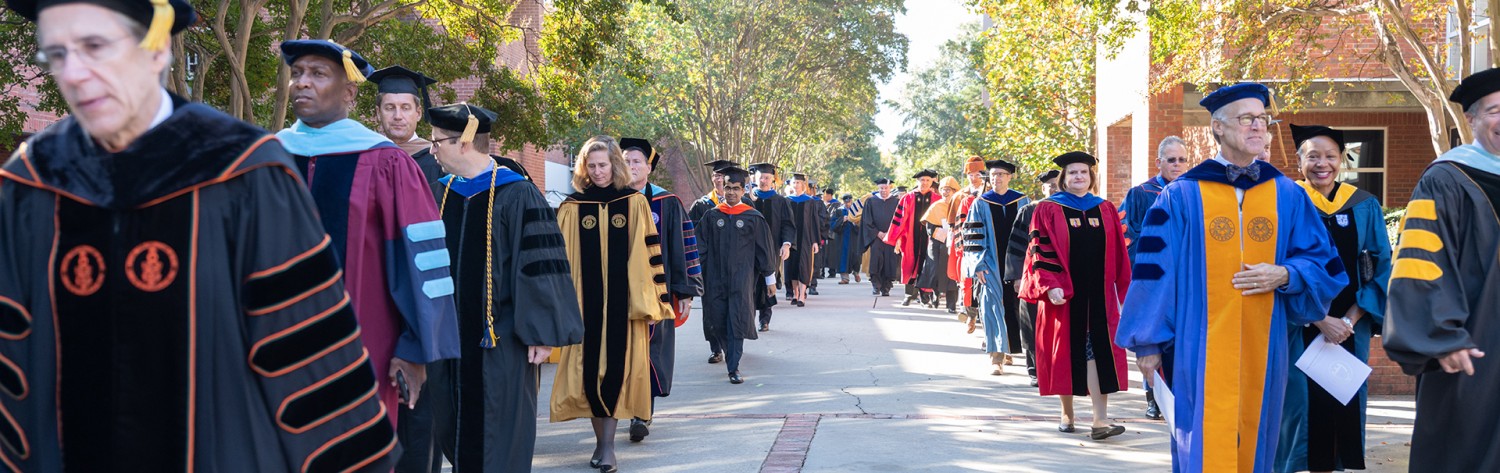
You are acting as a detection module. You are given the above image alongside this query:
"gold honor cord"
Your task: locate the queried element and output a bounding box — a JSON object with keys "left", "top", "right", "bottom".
{"left": 439, "top": 162, "right": 501, "bottom": 349}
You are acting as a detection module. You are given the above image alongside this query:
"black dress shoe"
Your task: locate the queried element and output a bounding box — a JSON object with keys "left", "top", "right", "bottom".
{"left": 901, "top": 296, "right": 914, "bottom": 306}
{"left": 759, "top": 323, "right": 769, "bottom": 332}
{"left": 1058, "top": 423, "right": 1075, "bottom": 433}
{"left": 809, "top": 288, "right": 819, "bottom": 295}
{"left": 872, "top": 289, "right": 880, "bottom": 295}
{"left": 881, "top": 291, "right": 890, "bottom": 297}
{"left": 598, "top": 464, "right": 618, "bottom": 473}
{"left": 708, "top": 353, "right": 723, "bottom": 364}
{"left": 1145, "top": 392, "right": 1162, "bottom": 420}
{"left": 629, "top": 418, "right": 649, "bottom": 442}
{"left": 1029, "top": 375, "right": 1039, "bottom": 387}
{"left": 729, "top": 372, "right": 744, "bottom": 384}
{"left": 1090, "top": 425, "right": 1126, "bottom": 440}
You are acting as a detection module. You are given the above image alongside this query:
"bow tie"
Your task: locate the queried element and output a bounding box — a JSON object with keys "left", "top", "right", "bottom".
{"left": 1226, "top": 163, "right": 1260, "bottom": 182}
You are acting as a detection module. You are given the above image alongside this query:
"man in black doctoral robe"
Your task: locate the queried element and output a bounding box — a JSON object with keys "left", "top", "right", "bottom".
{"left": 784, "top": 173, "right": 826, "bottom": 307}
{"left": 1385, "top": 67, "right": 1500, "bottom": 472}
{"left": 862, "top": 178, "right": 902, "bottom": 296}
{"left": 748, "top": 163, "right": 796, "bottom": 331}
{"left": 1005, "top": 170, "right": 1059, "bottom": 387}
{"left": 816, "top": 188, "right": 840, "bottom": 278}
{"left": 699, "top": 167, "right": 777, "bottom": 384}
{"left": 0, "top": 1, "right": 394, "bottom": 470}
{"left": 690, "top": 159, "right": 736, "bottom": 363}
{"left": 424, "top": 104, "right": 585, "bottom": 473}
{"left": 621, "top": 137, "right": 704, "bottom": 443}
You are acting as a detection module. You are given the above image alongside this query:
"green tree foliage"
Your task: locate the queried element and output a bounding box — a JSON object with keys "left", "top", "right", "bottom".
{"left": 0, "top": 0, "right": 656, "bottom": 153}
{"left": 561, "top": 0, "right": 906, "bottom": 197}
{"left": 1143, "top": 0, "right": 1482, "bottom": 155}
{"left": 887, "top": 22, "right": 992, "bottom": 182}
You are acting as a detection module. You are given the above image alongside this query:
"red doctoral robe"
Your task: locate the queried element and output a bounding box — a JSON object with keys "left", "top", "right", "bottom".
{"left": 882, "top": 190, "right": 936, "bottom": 283}
{"left": 1018, "top": 198, "right": 1131, "bottom": 396}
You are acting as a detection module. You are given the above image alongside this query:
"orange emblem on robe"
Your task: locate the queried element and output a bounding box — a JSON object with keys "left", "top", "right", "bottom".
{"left": 126, "top": 241, "right": 178, "bottom": 292}
{"left": 60, "top": 245, "right": 105, "bottom": 296}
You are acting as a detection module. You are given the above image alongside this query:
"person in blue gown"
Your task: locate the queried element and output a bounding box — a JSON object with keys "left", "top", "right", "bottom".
{"left": 1114, "top": 82, "right": 1346, "bottom": 473}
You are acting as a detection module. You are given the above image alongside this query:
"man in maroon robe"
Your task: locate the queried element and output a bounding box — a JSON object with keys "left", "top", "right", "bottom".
{"left": 275, "top": 40, "right": 461, "bottom": 426}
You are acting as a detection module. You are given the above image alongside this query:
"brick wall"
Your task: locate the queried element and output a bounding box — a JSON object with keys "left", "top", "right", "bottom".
{"left": 1143, "top": 85, "right": 1186, "bottom": 179}
{"left": 1368, "top": 336, "right": 1417, "bottom": 395}
{"left": 1105, "top": 119, "right": 1133, "bottom": 202}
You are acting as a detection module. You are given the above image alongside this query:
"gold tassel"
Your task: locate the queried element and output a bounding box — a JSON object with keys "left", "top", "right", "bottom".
{"left": 139, "top": 0, "right": 174, "bottom": 52}
{"left": 341, "top": 50, "right": 365, "bottom": 84}
{"left": 459, "top": 105, "right": 479, "bottom": 144}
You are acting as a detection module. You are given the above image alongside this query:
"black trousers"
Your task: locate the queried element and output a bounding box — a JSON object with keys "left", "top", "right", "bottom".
{"left": 1017, "top": 298, "right": 1038, "bottom": 378}
{"left": 1002, "top": 282, "right": 1023, "bottom": 355}
{"left": 395, "top": 385, "right": 442, "bottom": 473}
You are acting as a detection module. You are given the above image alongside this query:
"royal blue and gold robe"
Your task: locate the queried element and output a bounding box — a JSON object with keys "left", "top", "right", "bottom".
{"left": 962, "top": 190, "right": 1028, "bottom": 355}
{"left": 643, "top": 183, "right": 703, "bottom": 398}
{"left": 1115, "top": 158, "right": 1346, "bottom": 473}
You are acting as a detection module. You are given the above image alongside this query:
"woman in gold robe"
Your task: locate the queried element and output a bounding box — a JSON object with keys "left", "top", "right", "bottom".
{"left": 551, "top": 135, "right": 674, "bottom": 473}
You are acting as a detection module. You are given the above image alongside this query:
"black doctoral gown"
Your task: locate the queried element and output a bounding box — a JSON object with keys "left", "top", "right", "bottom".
{"left": 786, "top": 194, "right": 827, "bottom": 284}
{"left": 861, "top": 192, "right": 902, "bottom": 283}
{"left": 643, "top": 184, "right": 704, "bottom": 398}
{"left": 699, "top": 204, "right": 777, "bottom": 341}
{"left": 0, "top": 96, "right": 395, "bottom": 472}
{"left": 428, "top": 164, "right": 584, "bottom": 473}
{"left": 1385, "top": 159, "right": 1500, "bottom": 472}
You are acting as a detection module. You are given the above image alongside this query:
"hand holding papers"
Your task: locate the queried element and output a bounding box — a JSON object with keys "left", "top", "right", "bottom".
{"left": 1295, "top": 334, "right": 1372, "bottom": 405}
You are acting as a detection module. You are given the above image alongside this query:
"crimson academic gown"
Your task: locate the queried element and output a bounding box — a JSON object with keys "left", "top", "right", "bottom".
{"left": 278, "top": 119, "right": 463, "bottom": 425}
{"left": 1019, "top": 193, "right": 1132, "bottom": 397}
{"left": 883, "top": 189, "right": 936, "bottom": 284}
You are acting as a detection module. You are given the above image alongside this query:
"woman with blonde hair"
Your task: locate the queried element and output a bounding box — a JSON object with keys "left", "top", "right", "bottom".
{"left": 551, "top": 135, "right": 674, "bottom": 473}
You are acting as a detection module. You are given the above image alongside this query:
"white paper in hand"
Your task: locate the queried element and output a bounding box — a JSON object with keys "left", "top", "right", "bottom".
{"left": 1153, "top": 371, "right": 1175, "bottom": 434}
{"left": 1294, "top": 334, "right": 1372, "bottom": 405}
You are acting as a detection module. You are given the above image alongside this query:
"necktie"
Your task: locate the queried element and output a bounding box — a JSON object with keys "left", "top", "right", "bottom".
{"left": 1226, "top": 163, "right": 1260, "bottom": 182}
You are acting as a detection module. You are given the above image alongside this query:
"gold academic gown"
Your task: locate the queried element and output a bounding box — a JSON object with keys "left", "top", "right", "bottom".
{"left": 551, "top": 186, "right": 673, "bottom": 422}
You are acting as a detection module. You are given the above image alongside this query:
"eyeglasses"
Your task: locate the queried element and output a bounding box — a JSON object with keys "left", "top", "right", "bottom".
{"left": 1222, "top": 115, "right": 1280, "bottom": 127}
{"left": 34, "top": 35, "right": 134, "bottom": 73}
{"left": 431, "top": 135, "right": 462, "bottom": 146}
{"left": 1161, "top": 157, "right": 1190, "bottom": 163}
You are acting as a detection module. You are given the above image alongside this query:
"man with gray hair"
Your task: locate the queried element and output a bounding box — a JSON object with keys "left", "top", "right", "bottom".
{"left": 1119, "top": 135, "right": 1192, "bottom": 420}
{"left": 0, "top": 0, "right": 396, "bottom": 470}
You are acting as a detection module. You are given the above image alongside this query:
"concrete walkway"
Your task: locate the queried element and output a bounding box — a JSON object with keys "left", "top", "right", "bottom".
{"left": 528, "top": 277, "right": 1414, "bottom": 472}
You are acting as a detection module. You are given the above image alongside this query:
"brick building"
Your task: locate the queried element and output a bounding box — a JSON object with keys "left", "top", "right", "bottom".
{"left": 6, "top": 0, "right": 571, "bottom": 195}
{"left": 1091, "top": 8, "right": 1462, "bottom": 395}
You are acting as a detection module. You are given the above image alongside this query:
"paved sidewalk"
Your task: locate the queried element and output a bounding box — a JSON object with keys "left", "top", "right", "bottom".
{"left": 526, "top": 278, "right": 1414, "bottom": 472}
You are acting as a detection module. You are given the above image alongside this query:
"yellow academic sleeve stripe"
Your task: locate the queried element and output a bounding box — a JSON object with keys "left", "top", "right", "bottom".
{"left": 1406, "top": 199, "right": 1437, "bottom": 221}
{"left": 1391, "top": 258, "right": 1443, "bottom": 281}
{"left": 1398, "top": 229, "right": 1444, "bottom": 253}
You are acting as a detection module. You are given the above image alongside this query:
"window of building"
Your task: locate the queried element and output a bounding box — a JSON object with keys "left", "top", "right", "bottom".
{"left": 1447, "top": 3, "right": 1493, "bottom": 77}
{"left": 1340, "top": 129, "right": 1386, "bottom": 204}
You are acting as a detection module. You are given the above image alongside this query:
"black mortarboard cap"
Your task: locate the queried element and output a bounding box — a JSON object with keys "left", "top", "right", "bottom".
{"left": 703, "top": 159, "right": 736, "bottom": 173}
{"left": 984, "top": 159, "right": 1016, "bottom": 173}
{"left": 280, "top": 39, "right": 374, "bottom": 83}
{"left": 841, "top": 194, "right": 853, "bottom": 200}
{"left": 1288, "top": 124, "right": 1346, "bottom": 152}
{"left": 872, "top": 177, "right": 892, "bottom": 185}
{"left": 1052, "top": 151, "right": 1098, "bottom": 168}
{"left": 1450, "top": 67, "right": 1500, "bottom": 110}
{"left": 748, "top": 162, "right": 778, "bottom": 175}
{"left": 911, "top": 169, "right": 938, "bottom": 179}
{"left": 427, "top": 103, "right": 496, "bottom": 143}
{"left": 1198, "top": 82, "right": 1270, "bottom": 114}
{"left": 619, "top": 137, "right": 659, "bottom": 170}
{"left": 1037, "top": 170, "right": 1060, "bottom": 183}
{"left": 8, "top": 0, "right": 194, "bottom": 52}
{"left": 720, "top": 165, "right": 751, "bottom": 184}
{"left": 823, "top": 187, "right": 835, "bottom": 195}
{"left": 791, "top": 172, "right": 809, "bottom": 181}
{"left": 368, "top": 66, "right": 436, "bottom": 120}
